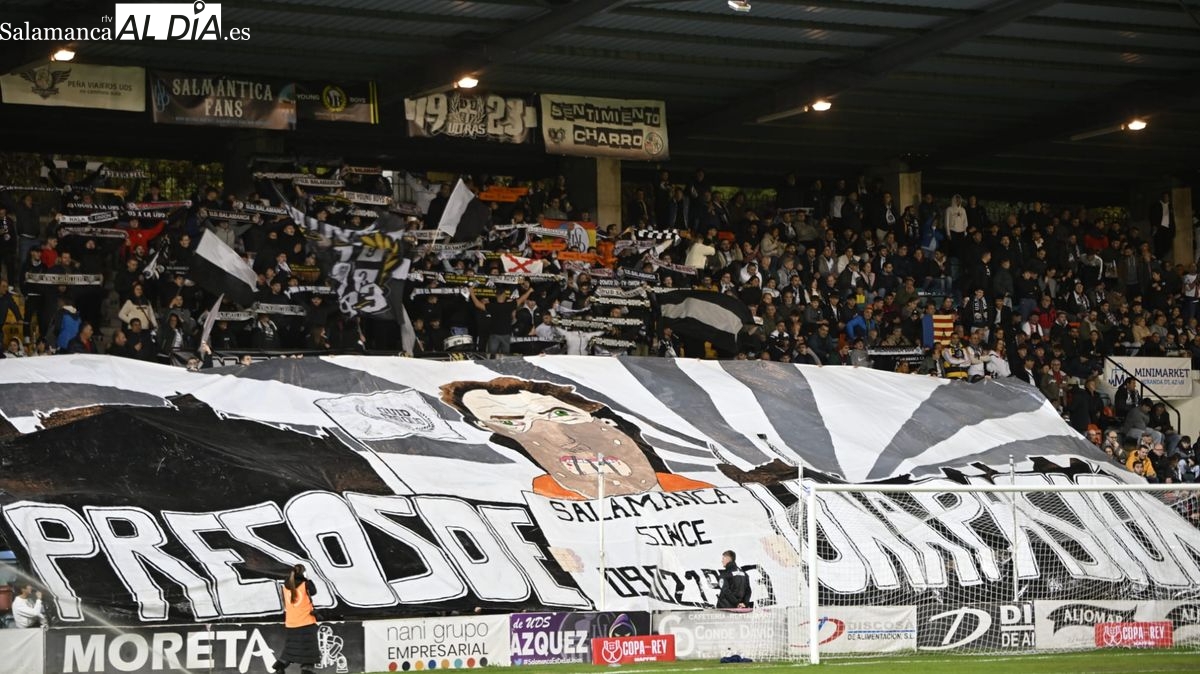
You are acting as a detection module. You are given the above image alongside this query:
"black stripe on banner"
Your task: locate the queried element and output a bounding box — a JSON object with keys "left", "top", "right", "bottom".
{"left": 0, "top": 383, "right": 170, "bottom": 419}
{"left": 620, "top": 358, "right": 775, "bottom": 468}
{"left": 908, "top": 436, "right": 1106, "bottom": 479}
{"left": 719, "top": 360, "right": 843, "bottom": 478}
{"left": 866, "top": 379, "right": 1048, "bottom": 480}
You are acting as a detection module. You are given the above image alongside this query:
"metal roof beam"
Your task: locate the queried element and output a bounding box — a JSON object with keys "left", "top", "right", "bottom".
{"left": 387, "top": 0, "right": 628, "bottom": 102}
{"left": 923, "top": 71, "right": 1200, "bottom": 170}
{"left": 679, "top": 0, "right": 1059, "bottom": 134}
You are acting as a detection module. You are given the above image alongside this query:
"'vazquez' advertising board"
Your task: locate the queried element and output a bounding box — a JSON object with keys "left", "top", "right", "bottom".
{"left": 509, "top": 611, "right": 650, "bottom": 665}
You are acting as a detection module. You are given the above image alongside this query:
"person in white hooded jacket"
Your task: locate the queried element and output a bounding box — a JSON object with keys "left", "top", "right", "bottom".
{"left": 944, "top": 194, "right": 968, "bottom": 256}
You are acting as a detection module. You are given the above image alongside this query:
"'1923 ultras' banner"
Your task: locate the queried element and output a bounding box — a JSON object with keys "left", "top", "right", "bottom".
{"left": 0, "top": 63, "right": 145, "bottom": 112}
{"left": 540, "top": 94, "right": 668, "bottom": 160}
{"left": 405, "top": 91, "right": 537, "bottom": 143}
{"left": 149, "top": 70, "right": 296, "bottom": 129}
{"left": 1, "top": 355, "right": 1199, "bottom": 626}
{"left": 298, "top": 81, "right": 379, "bottom": 124}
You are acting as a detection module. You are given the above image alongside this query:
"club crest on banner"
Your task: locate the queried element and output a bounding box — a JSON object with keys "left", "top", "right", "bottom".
{"left": 18, "top": 65, "right": 70, "bottom": 98}
{"left": 315, "top": 390, "right": 464, "bottom": 442}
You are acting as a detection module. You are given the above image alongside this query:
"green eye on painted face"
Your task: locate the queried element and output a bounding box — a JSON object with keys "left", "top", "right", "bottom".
{"left": 550, "top": 409, "right": 571, "bottom": 418}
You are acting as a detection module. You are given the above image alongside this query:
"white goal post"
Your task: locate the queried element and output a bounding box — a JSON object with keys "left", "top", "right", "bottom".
{"left": 801, "top": 480, "right": 1200, "bottom": 664}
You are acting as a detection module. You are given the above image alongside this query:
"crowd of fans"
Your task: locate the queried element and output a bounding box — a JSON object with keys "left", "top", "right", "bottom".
{"left": 0, "top": 162, "right": 1192, "bottom": 468}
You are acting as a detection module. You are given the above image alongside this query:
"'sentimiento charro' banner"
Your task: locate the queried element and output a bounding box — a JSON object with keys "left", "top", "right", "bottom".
{"left": 405, "top": 91, "right": 537, "bottom": 143}
{"left": 298, "top": 81, "right": 379, "bottom": 124}
{"left": 0, "top": 63, "right": 145, "bottom": 111}
{"left": 540, "top": 94, "right": 668, "bottom": 160}
{"left": 149, "top": 70, "right": 296, "bottom": 129}
{"left": 0, "top": 356, "right": 1198, "bottom": 627}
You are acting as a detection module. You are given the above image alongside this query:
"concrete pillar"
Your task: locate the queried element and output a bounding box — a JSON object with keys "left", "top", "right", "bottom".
{"left": 225, "top": 130, "right": 285, "bottom": 195}
{"left": 1173, "top": 187, "right": 1194, "bottom": 265}
{"left": 898, "top": 171, "right": 923, "bottom": 212}
{"left": 595, "top": 157, "right": 622, "bottom": 229}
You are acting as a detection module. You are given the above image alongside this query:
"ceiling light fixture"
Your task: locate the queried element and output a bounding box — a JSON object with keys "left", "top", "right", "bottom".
{"left": 810, "top": 99, "right": 832, "bottom": 112}
{"left": 51, "top": 48, "right": 76, "bottom": 62}
{"left": 455, "top": 75, "right": 479, "bottom": 89}
{"left": 1125, "top": 118, "right": 1147, "bottom": 131}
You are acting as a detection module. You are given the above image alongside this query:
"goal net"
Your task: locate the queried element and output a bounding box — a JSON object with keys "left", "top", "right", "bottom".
{"left": 798, "top": 480, "right": 1200, "bottom": 664}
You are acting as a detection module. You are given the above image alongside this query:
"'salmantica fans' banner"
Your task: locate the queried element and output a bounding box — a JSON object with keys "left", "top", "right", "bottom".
{"left": 0, "top": 63, "right": 145, "bottom": 112}
{"left": 405, "top": 91, "right": 537, "bottom": 143}
{"left": 540, "top": 94, "right": 669, "bottom": 160}
{"left": 149, "top": 70, "right": 296, "bottom": 129}
{"left": 298, "top": 81, "right": 379, "bottom": 124}
{"left": 0, "top": 356, "right": 1198, "bottom": 626}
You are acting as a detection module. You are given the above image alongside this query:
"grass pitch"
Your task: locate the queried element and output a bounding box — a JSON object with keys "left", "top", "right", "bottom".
{"left": 364, "top": 650, "right": 1200, "bottom": 673}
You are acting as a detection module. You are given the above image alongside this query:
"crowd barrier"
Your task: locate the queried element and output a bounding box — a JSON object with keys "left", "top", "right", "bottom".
{"left": 7, "top": 602, "right": 1200, "bottom": 672}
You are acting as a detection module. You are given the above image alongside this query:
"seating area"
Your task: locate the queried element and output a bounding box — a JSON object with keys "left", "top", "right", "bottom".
{"left": 0, "top": 157, "right": 1193, "bottom": 481}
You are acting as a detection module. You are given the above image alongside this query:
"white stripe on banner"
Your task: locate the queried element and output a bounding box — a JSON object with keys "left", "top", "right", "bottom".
{"left": 674, "top": 359, "right": 803, "bottom": 469}
{"left": 802, "top": 365, "right": 943, "bottom": 482}
{"left": 196, "top": 229, "right": 257, "bottom": 289}
{"left": 893, "top": 403, "right": 1074, "bottom": 478}
{"left": 527, "top": 357, "right": 724, "bottom": 470}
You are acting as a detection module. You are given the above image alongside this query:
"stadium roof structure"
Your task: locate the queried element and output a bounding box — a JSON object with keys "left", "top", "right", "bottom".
{"left": 1, "top": 0, "right": 1198, "bottom": 197}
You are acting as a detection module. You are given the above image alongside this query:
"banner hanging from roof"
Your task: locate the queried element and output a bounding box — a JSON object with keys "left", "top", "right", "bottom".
{"left": 0, "top": 356, "right": 1196, "bottom": 626}
{"left": 298, "top": 81, "right": 379, "bottom": 124}
{"left": 405, "top": 91, "right": 537, "bottom": 143}
{"left": 149, "top": 70, "right": 296, "bottom": 129}
{"left": 540, "top": 94, "right": 669, "bottom": 160}
{"left": 0, "top": 63, "right": 145, "bottom": 112}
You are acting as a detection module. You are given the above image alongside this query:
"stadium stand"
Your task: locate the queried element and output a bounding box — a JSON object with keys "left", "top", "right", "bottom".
{"left": 0, "top": 159, "right": 1193, "bottom": 480}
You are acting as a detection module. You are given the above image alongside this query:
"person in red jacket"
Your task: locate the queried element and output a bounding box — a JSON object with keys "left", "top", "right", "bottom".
{"left": 123, "top": 217, "right": 164, "bottom": 259}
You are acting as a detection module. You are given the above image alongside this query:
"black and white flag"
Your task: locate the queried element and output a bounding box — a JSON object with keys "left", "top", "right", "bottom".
{"left": 191, "top": 230, "right": 258, "bottom": 306}
{"left": 658, "top": 290, "right": 753, "bottom": 353}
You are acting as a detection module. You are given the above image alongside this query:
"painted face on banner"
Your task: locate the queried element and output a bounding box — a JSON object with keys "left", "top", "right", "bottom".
{"left": 461, "top": 389, "right": 656, "bottom": 499}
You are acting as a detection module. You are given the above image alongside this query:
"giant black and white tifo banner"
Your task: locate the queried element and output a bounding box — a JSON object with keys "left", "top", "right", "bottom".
{"left": 1, "top": 355, "right": 1199, "bottom": 626}
{"left": 540, "top": 94, "right": 669, "bottom": 160}
{"left": 405, "top": 91, "right": 537, "bottom": 143}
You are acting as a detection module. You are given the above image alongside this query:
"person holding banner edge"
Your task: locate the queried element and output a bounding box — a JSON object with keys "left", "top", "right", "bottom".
{"left": 272, "top": 564, "right": 320, "bottom": 674}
